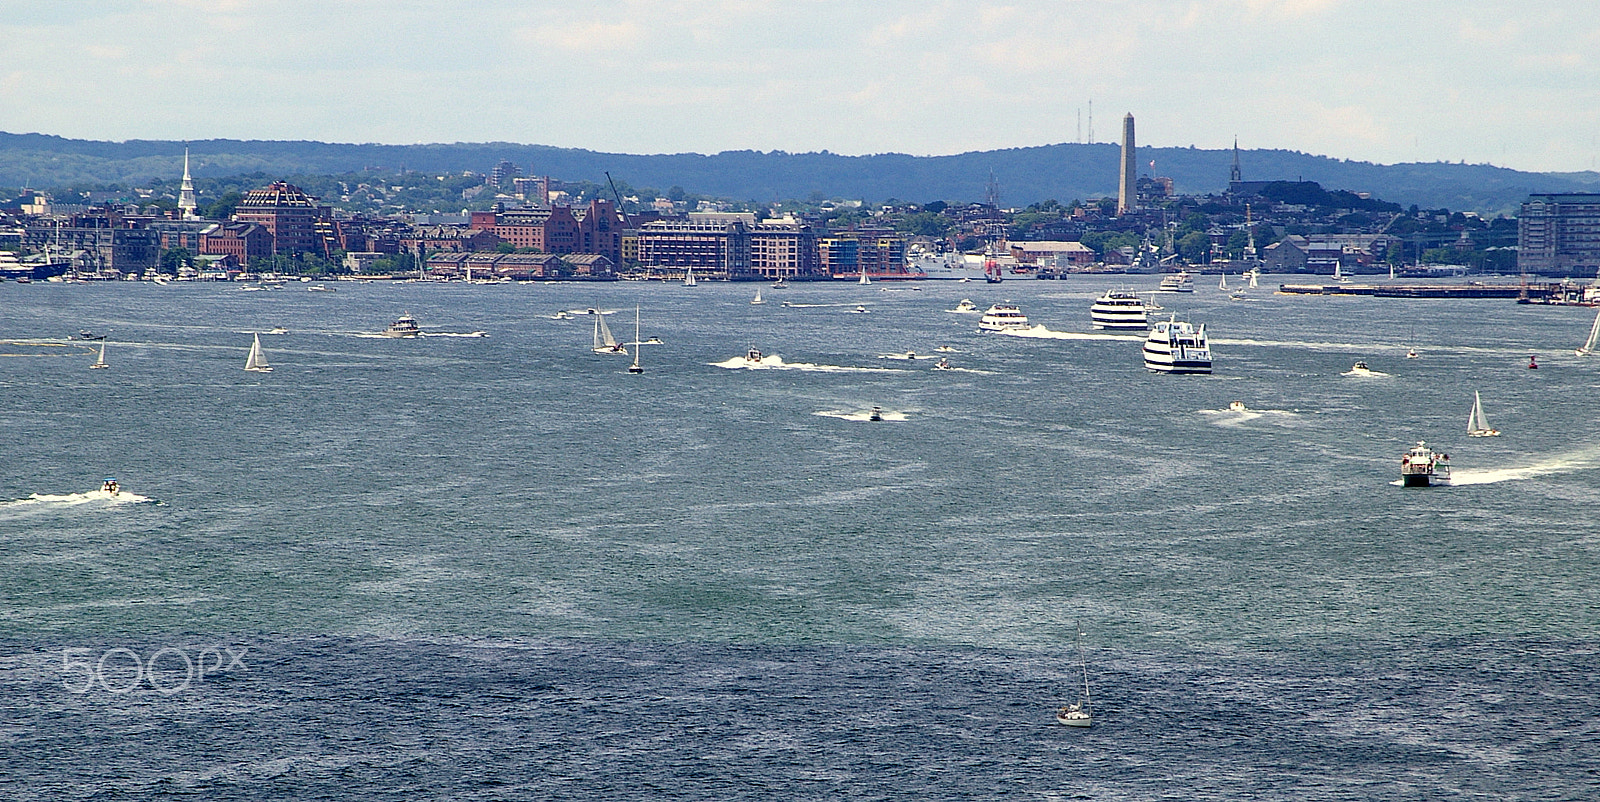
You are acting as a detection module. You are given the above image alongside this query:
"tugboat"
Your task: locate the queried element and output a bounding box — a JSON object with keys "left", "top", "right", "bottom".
{"left": 384, "top": 313, "right": 421, "bottom": 338}
{"left": 100, "top": 478, "right": 120, "bottom": 496}
{"left": 1400, "top": 441, "right": 1451, "bottom": 487}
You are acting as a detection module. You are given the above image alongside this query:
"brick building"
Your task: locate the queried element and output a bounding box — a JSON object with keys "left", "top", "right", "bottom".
{"left": 233, "top": 182, "right": 327, "bottom": 255}
{"left": 1519, "top": 193, "right": 1600, "bottom": 276}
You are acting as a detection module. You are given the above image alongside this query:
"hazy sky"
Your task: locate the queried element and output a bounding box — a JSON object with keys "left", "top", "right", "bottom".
{"left": 3, "top": 1, "right": 1596, "bottom": 172}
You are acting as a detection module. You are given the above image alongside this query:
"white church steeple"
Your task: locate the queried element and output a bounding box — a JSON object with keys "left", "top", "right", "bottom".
{"left": 177, "top": 147, "right": 198, "bottom": 218}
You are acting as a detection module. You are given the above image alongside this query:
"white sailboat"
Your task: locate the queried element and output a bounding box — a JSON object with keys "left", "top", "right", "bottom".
{"left": 1246, "top": 268, "right": 1260, "bottom": 289}
{"left": 244, "top": 333, "right": 272, "bottom": 372}
{"left": 858, "top": 268, "right": 871, "bottom": 285}
{"left": 627, "top": 306, "right": 644, "bottom": 374}
{"left": 89, "top": 341, "right": 108, "bottom": 369}
{"left": 1467, "top": 390, "right": 1500, "bottom": 437}
{"left": 1218, "top": 273, "right": 1228, "bottom": 291}
{"left": 1577, "top": 307, "right": 1600, "bottom": 355}
{"left": 592, "top": 312, "right": 627, "bottom": 355}
{"left": 683, "top": 268, "right": 697, "bottom": 287}
{"left": 1056, "top": 627, "right": 1093, "bottom": 728}
{"left": 751, "top": 288, "right": 765, "bottom": 305}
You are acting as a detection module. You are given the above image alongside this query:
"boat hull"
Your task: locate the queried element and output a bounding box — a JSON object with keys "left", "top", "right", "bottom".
{"left": 1402, "top": 472, "right": 1434, "bottom": 487}
{"left": 1056, "top": 715, "right": 1092, "bottom": 728}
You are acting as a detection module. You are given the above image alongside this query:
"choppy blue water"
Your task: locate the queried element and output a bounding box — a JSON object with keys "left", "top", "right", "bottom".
{"left": 2, "top": 277, "right": 1597, "bottom": 799}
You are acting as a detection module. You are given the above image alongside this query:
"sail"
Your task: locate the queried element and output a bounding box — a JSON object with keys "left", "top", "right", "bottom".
{"left": 683, "top": 268, "right": 696, "bottom": 286}
{"left": 245, "top": 333, "right": 270, "bottom": 371}
{"left": 859, "top": 269, "right": 871, "bottom": 285}
{"left": 1219, "top": 274, "right": 1228, "bottom": 290}
{"left": 1580, "top": 308, "right": 1600, "bottom": 355}
{"left": 595, "top": 313, "right": 619, "bottom": 348}
{"left": 1469, "top": 391, "right": 1491, "bottom": 433}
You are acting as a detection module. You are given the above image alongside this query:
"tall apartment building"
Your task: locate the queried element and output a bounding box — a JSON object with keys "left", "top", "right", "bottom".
{"left": 635, "top": 213, "right": 754, "bottom": 279}
{"left": 1519, "top": 193, "right": 1600, "bottom": 276}
{"left": 749, "top": 216, "right": 817, "bottom": 280}
{"left": 817, "top": 227, "right": 909, "bottom": 279}
{"left": 21, "top": 211, "right": 160, "bottom": 274}
{"left": 232, "top": 182, "right": 326, "bottom": 255}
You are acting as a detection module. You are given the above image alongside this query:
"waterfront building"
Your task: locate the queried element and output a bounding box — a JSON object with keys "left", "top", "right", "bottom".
{"left": 199, "top": 222, "right": 273, "bottom": 267}
{"left": 1009, "top": 240, "right": 1096, "bottom": 267}
{"left": 1518, "top": 194, "right": 1600, "bottom": 276}
{"left": 749, "top": 216, "right": 818, "bottom": 280}
{"left": 21, "top": 210, "right": 160, "bottom": 275}
{"left": 817, "top": 227, "right": 909, "bottom": 279}
{"left": 401, "top": 225, "right": 501, "bottom": 255}
{"left": 1262, "top": 234, "right": 1395, "bottom": 274}
{"left": 1118, "top": 113, "right": 1137, "bottom": 215}
{"left": 233, "top": 182, "right": 327, "bottom": 255}
{"left": 635, "top": 213, "right": 754, "bottom": 280}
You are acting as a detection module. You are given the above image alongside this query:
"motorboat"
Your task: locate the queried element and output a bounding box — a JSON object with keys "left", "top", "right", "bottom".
{"left": 977, "top": 304, "right": 1029, "bottom": 332}
{"left": 1157, "top": 272, "right": 1194, "bottom": 293}
{"left": 384, "top": 314, "right": 421, "bottom": 338}
{"left": 268, "top": 327, "right": 289, "bottom": 335}
{"left": 1228, "top": 401, "right": 1248, "bottom": 412}
{"left": 1347, "top": 360, "right": 1374, "bottom": 376}
{"left": 745, "top": 347, "right": 764, "bottom": 364}
{"left": 934, "top": 345, "right": 957, "bottom": 353}
{"left": 101, "top": 478, "right": 120, "bottom": 496}
{"left": 1143, "top": 316, "right": 1212, "bottom": 374}
{"left": 1089, "top": 289, "right": 1149, "bottom": 330}
{"left": 869, "top": 406, "right": 883, "bottom": 421}
{"left": 949, "top": 298, "right": 979, "bottom": 314}
{"left": 1401, "top": 441, "right": 1451, "bottom": 487}
{"left": 933, "top": 358, "right": 953, "bottom": 371}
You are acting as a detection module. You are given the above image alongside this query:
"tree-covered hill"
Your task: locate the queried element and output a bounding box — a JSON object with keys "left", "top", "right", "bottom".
{"left": 1, "top": 131, "right": 1593, "bottom": 215}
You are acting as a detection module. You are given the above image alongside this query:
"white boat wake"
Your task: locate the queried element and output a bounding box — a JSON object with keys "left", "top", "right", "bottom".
{"left": 815, "top": 409, "right": 909, "bottom": 422}
{"left": 1450, "top": 451, "right": 1600, "bottom": 485}
{"left": 999, "top": 325, "right": 1144, "bottom": 342}
{"left": 0, "top": 489, "right": 153, "bottom": 512}
{"left": 1199, "top": 406, "right": 1301, "bottom": 427}
{"left": 421, "top": 331, "right": 489, "bottom": 338}
{"left": 711, "top": 355, "right": 905, "bottom": 373}
{"left": 1341, "top": 367, "right": 1390, "bottom": 377}
{"left": 779, "top": 302, "right": 865, "bottom": 309}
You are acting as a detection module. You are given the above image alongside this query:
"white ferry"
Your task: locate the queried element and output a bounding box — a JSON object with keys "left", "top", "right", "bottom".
{"left": 1400, "top": 441, "right": 1451, "bottom": 487}
{"left": 1089, "top": 289, "right": 1149, "bottom": 330}
{"left": 384, "top": 313, "right": 421, "bottom": 338}
{"left": 1157, "top": 272, "right": 1194, "bottom": 293}
{"left": 977, "top": 304, "right": 1029, "bottom": 332}
{"left": 1142, "top": 315, "right": 1211, "bottom": 373}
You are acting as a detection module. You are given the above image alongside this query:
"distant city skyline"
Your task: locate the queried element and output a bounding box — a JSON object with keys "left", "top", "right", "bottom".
{"left": 1, "top": 1, "right": 1596, "bottom": 174}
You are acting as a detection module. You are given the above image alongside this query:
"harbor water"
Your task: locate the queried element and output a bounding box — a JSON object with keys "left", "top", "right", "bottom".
{"left": 2, "top": 276, "right": 1597, "bottom": 799}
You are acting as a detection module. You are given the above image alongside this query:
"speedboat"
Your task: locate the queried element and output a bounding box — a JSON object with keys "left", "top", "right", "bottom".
{"left": 1143, "top": 315, "right": 1211, "bottom": 374}
{"left": 1345, "top": 360, "right": 1375, "bottom": 376}
{"left": 977, "top": 304, "right": 1029, "bottom": 332}
{"left": 1401, "top": 441, "right": 1451, "bottom": 487}
{"left": 934, "top": 345, "right": 957, "bottom": 353}
{"left": 268, "top": 327, "right": 289, "bottom": 335}
{"left": 852, "top": 305, "right": 870, "bottom": 314}
{"left": 384, "top": 314, "right": 421, "bottom": 338}
{"left": 869, "top": 406, "right": 883, "bottom": 421}
{"left": 1406, "top": 348, "right": 1419, "bottom": 359}
{"left": 100, "top": 478, "right": 120, "bottom": 496}
{"left": 933, "top": 358, "right": 953, "bottom": 371}
{"left": 950, "top": 298, "right": 979, "bottom": 313}
{"left": 771, "top": 278, "right": 789, "bottom": 289}
{"left": 1228, "top": 400, "right": 1248, "bottom": 412}
{"left": 1089, "top": 289, "right": 1149, "bottom": 330}
{"left": 745, "top": 347, "right": 764, "bottom": 364}
{"left": 78, "top": 330, "right": 106, "bottom": 341}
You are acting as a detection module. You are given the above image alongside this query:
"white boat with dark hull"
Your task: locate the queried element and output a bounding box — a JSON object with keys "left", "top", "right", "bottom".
{"left": 1401, "top": 441, "right": 1451, "bottom": 487}
{"left": 1089, "top": 289, "right": 1149, "bottom": 330}
{"left": 1143, "top": 316, "right": 1211, "bottom": 373}
{"left": 977, "top": 304, "right": 1029, "bottom": 332}
{"left": 384, "top": 314, "right": 421, "bottom": 338}
{"left": 1157, "top": 272, "right": 1194, "bottom": 293}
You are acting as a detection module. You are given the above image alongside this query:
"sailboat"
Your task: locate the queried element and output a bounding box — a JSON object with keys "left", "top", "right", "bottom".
{"left": 683, "top": 268, "right": 697, "bottom": 287}
{"left": 1577, "top": 307, "right": 1600, "bottom": 355}
{"left": 1246, "top": 268, "right": 1260, "bottom": 289}
{"left": 627, "top": 306, "right": 644, "bottom": 374}
{"left": 858, "top": 268, "right": 871, "bottom": 285}
{"left": 1467, "top": 391, "right": 1500, "bottom": 437}
{"left": 89, "top": 341, "right": 108, "bottom": 369}
{"left": 1218, "top": 273, "right": 1228, "bottom": 291}
{"left": 1056, "top": 627, "right": 1093, "bottom": 727}
{"left": 751, "top": 288, "right": 765, "bottom": 305}
{"left": 592, "top": 311, "right": 627, "bottom": 355}
{"left": 244, "top": 333, "right": 272, "bottom": 372}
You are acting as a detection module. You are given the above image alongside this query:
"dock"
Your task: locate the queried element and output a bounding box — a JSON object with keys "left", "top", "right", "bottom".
{"left": 1277, "top": 283, "right": 1540, "bottom": 300}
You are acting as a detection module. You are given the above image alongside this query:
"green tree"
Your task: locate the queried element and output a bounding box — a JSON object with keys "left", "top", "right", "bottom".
{"left": 1177, "top": 231, "right": 1210, "bottom": 262}
{"left": 201, "top": 191, "right": 243, "bottom": 220}
{"left": 158, "top": 247, "right": 192, "bottom": 274}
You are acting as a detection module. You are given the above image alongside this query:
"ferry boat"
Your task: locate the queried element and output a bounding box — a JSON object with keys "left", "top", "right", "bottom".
{"left": 977, "top": 304, "right": 1029, "bottom": 332}
{"left": 1157, "top": 272, "right": 1194, "bottom": 293}
{"left": 1400, "top": 441, "right": 1451, "bottom": 487}
{"left": 384, "top": 313, "right": 421, "bottom": 338}
{"left": 1089, "top": 289, "right": 1149, "bottom": 330}
{"left": 1142, "top": 315, "right": 1211, "bottom": 373}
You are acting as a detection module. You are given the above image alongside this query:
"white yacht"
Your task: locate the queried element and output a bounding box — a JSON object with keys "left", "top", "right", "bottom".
{"left": 977, "top": 304, "right": 1029, "bottom": 332}
{"left": 1401, "top": 441, "right": 1451, "bottom": 487}
{"left": 1142, "top": 316, "right": 1211, "bottom": 374}
{"left": 384, "top": 313, "right": 421, "bottom": 338}
{"left": 1157, "top": 272, "right": 1194, "bottom": 293}
{"left": 1089, "top": 289, "right": 1149, "bottom": 330}
{"left": 949, "top": 298, "right": 979, "bottom": 314}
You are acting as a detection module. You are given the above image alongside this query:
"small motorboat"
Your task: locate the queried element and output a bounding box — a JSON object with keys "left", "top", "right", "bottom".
{"left": 933, "top": 358, "right": 953, "bottom": 371}
{"left": 1406, "top": 348, "right": 1419, "bottom": 359}
{"left": 934, "top": 345, "right": 957, "bottom": 353}
{"left": 745, "top": 347, "right": 763, "bottom": 363}
{"left": 100, "top": 478, "right": 120, "bottom": 496}
{"left": 852, "top": 305, "right": 870, "bottom": 314}
{"left": 1228, "top": 400, "right": 1249, "bottom": 412}
{"left": 268, "top": 327, "right": 289, "bottom": 335}
{"left": 78, "top": 330, "right": 106, "bottom": 341}
{"left": 868, "top": 406, "right": 883, "bottom": 422}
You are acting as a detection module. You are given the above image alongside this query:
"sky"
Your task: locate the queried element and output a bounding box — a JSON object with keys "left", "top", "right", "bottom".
{"left": 2, "top": 0, "right": 1597, "bottom": 173}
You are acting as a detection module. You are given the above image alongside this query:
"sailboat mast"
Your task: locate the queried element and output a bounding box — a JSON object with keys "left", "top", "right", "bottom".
{"left": 633, "top": 307, "right": 641, "bottom": 369}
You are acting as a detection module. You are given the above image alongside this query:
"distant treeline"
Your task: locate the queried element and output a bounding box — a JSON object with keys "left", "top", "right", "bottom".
{"left": 1, "top": 131, "right": 1596, "bottom": 215}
